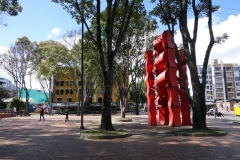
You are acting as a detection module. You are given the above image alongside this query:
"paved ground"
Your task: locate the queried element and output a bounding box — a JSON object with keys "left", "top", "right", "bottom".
{"left": 0, "top": 111, "right": 240, "bottom": 160}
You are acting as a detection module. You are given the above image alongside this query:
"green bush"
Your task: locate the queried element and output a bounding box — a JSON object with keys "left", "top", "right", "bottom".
{"left": 6, "top": 98, "right": 26, "bottom": 112}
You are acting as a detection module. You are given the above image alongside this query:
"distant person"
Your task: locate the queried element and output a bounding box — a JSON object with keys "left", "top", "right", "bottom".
{"left": 39, "top": 108, "right": 45, "bottom": 121}
{"left": 13, "top": 107, "right": 17, "bottom": 117}
{"left": 65, "top": 109, "right": 69, "bottom": 122}
{"left": 214, "top": 105, "right": 218, "bottom": 119}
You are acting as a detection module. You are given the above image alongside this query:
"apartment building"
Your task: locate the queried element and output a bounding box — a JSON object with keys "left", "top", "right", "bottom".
{"left": 197, "top": 65, "right": 214, "bottom": 103}
{"left": 234, "top": 65, "right": 240, "bottom": 99}
{"left": 211, "top": 59, "right": 236, "bottom": 101}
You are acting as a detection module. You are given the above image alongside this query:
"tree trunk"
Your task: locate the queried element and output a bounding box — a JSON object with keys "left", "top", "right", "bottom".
{"left": 100, "top": 70, "right": 115, "bottom": 131}
{"left": 191, "top": 81, "right": 207, "bottom": 129}
{"left": 135, "top": 91, "right": 139, "bottom": 115}
{"left": 77, "top": 91, "right": 81, "bottom": 116}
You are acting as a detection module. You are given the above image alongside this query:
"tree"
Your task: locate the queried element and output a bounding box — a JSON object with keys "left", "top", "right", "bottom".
{"left": 130, "top": 79, "right": 146, "bottom": 110}
{"left": 0, "top": 37, "right": 36, "bottom": 114}
{"left": 0, "top": 0, "right": 23, "bottom": 26}
{"left": 150, "top": 0, "right": 229, "bottom": 129}
{"left": 33, "top": 40, "right": 68, "bottom": 114}
{"left": 52, "top": 0, "right": 142, "bottom": 130}
{"left": 0, "top": 0, "right": 22, "bottom": 16}
{"left": 111, "top": 7, "right": 156, "bottom": 118}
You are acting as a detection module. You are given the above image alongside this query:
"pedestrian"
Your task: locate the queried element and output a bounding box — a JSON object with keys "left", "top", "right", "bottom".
{"left": 39, "top": 108, "right": 45, "bottom": 121}
{"left": 13, "top": 107, "right": 17, "bottom": 117}
{"left": 214, "top": 105, "right": 218, "bottom": 119}
{"left": 65, "top": 109, "right": 69, "bottom": 122}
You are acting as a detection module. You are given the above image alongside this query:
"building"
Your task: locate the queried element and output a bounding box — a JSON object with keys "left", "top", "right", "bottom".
{"left": 197, "top": 65, "right": 214, "bottom": 103}
{"left": 234, "top": 65, "right": 240, "bottom": 99}
{"left": 196, "top": 59, "right": 240, "bottom": 110}
{"left": 0, "top": 77, "right": 17, "bottom": 98}
{"left": 52, "top": 72, "right": 120, "bottom": 108}
{"left": 211, "top": 59, "right": 236, "bottom": 101}
{"left": 210, "top": 59, "right": 240, "bottom": 110}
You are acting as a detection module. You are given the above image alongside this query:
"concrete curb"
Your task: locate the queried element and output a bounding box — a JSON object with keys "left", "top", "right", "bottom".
{"left": 80, "top": 130, "right": 132, "bottom": 139}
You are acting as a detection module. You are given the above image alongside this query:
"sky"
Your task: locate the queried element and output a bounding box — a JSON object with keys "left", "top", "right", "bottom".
{"left": 0, "top": 0, "right": 240, "bottom": 90}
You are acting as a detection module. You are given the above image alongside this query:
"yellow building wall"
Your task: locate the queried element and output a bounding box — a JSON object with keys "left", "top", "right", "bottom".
{"left": 53, "top": 76, "right": 81, "bottom": 103}
{"left": 53, "top": 77, "right": 121, "bottom": 103}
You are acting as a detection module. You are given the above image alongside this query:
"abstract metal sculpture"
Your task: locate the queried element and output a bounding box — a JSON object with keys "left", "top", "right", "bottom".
{"left": 145, "top": 30, "right": 191, "bottom": 127}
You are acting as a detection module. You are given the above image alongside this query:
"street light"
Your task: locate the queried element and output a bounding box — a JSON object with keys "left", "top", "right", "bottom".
{"left": 80, "top": 2, "right": 85, "bottom": 129}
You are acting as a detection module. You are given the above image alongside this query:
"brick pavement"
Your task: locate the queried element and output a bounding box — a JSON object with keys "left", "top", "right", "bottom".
{"left": 0, "top": 112, "right": 240, "bottom": 160}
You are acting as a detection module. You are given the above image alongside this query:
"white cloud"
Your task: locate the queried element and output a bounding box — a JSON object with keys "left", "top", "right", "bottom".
{"left": 47, "top": 27, "right": 62, "bottom": 39}
{"left": 175, "top": 14, "right": 240, "bottom": 65}
{"left": 0, "top": 46, "right": 8, "bottom": 55}
{"left": 52, "top": 27, "right": 61, "bottom": 35}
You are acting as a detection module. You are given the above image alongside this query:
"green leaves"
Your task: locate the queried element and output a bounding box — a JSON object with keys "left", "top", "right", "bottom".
{"left": 0, "top": 0, "right": 23, "bottom": 16}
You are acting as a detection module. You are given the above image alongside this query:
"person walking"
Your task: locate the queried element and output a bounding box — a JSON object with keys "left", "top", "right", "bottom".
{"left": 214, "top": 105, "right": 218, "bottom": 119}
{"left": 13, "top": 107, "right": 17, "bottom": 117}
{"left": 39, "top": 108, "right": 45, "bottom": 121}
{"left": 65, "top": 109, "right": 69, "bottom": 122}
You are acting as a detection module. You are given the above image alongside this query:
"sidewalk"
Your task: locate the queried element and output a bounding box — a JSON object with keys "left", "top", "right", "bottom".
{"left": 0, "top": 112, "right": 240, "bottom": 160}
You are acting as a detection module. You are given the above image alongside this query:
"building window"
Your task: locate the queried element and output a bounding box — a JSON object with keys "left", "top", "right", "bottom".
{"left": 98, "top": 97, "right": 103, "bottom": 103}
{"left": 234, "top": 67, "right": 240, "bottom": 71}
{"left": 235, "top": 77, "right": 240, "bottom": 81}
{"left": 236, "top": 82, "right": 240, "bottom": 86}
{"left": 66, "top": 81, "right": 69, "bottom": 86}
{"left": 70, "top": 81, "right": 74, "bottom": 86}
{"left": 216, "top": 83, "right": 222, "bottom": 87}
{"left": 66, "top": 97, "right": 72, "bottom": 102}
{"left": 206, "top": 86, "right": 209, "bottom": 89}
{"left": 208, "top": 70, "right": 212, "bottom": 74}
{"left": 57, "top": 98, "right": 62, "bottom": 103}
{"left": 225, "top": 67, "right": 232, "bottom": 71}
{"left": 216, "top": 78, "right": 222, "bottom": 82}
{"left": 56, "top": 89, "right": 59, "bottom": 95}
{"left": 66, "top": 89, "right": 69, "bottom": 95}
{"left": 78, "top": 89, "right": 82, "bottom": 94}
{"left": 60, "top": 89, "right": 64, "bottom": 95}
{"left": 215, "top": 72, "right": 222, "bottom": 76}
{"left": 98, "top": 89, "right": 103, "bottom": 94}
{"left": 217, "top": 93, "right": 223, "bottom": 97}
{"left": 215, "top": 67, "right": 221, "bottom": 71}
{"left": 228, "top": 88, "right": 233, "bottom": 92}
{"left": 56, "top": 81, "right": 60, "bottom": 86}
{"left": 70, "top": 89, "right": 73, "bottom": 95}
{"left": 216, "top": 88, "right": 223, "bottom": 92}
{"left": 78, "top": 81, "right": 82, "bottom": 86}
{"left": 227, "top": 83, "right": 233, "bottom": 86}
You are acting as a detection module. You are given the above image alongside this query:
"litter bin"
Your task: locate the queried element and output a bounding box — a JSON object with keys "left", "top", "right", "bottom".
{"left": 234, "top": 103, "right": 240, "bottom": 116}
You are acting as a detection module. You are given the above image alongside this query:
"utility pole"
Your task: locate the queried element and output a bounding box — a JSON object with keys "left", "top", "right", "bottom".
{"left": 80, "top": 1, "right": 85, "bottom": 129}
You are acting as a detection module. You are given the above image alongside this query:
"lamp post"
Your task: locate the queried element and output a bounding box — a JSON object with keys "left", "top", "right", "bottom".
{"left": 80, "top": 2, "right": 85, "bottom": 129}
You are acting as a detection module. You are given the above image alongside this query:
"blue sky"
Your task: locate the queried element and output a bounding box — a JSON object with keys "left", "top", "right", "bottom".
{"left": 0, "top": 0, "right": 240, "bottom": 89}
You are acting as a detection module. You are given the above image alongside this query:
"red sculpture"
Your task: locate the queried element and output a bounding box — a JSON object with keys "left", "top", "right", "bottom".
{"left": 145, "top": 30, "right": 191, "bottom": 127}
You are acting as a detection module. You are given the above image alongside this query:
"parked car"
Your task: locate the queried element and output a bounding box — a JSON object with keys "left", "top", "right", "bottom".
{"left": 87, "top": 103, "right": 102, "bottom": 113}
{"left": 55, "top": 110, "right": 65, "bottom": 115}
